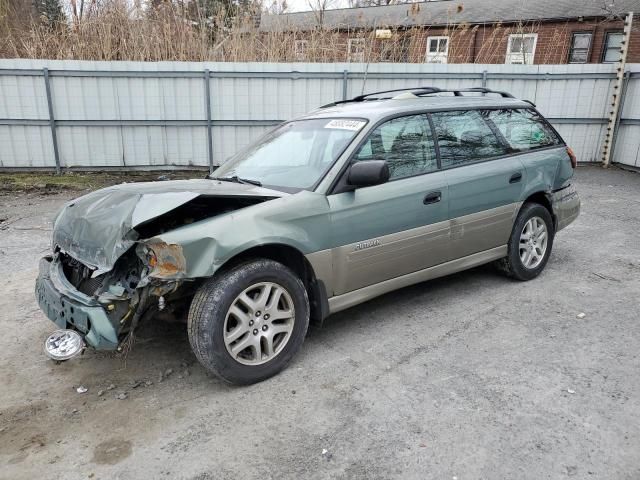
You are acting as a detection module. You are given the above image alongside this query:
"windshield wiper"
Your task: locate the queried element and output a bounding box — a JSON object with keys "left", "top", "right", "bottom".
{"left": 211, "top": 175, "right": 262, "bottom": 187}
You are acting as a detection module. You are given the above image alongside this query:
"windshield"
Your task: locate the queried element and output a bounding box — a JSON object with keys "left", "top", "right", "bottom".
{"left": 213, "top": 118, "right": 367, "bottom": 190}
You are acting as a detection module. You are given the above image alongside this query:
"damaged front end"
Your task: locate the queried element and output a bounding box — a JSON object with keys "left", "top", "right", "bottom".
{"left": 36, "top": 245, "right": 184, "bottom": 352}
{"left": 35, "top": 180, "right": 283, "bottom": 353}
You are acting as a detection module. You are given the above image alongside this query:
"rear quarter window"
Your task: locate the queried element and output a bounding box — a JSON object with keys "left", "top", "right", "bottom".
{"left": 488, "top": 109, "right": 562, "bottom": 151}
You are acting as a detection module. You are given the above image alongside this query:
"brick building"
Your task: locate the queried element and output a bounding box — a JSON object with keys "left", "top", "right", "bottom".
{"left": 259, "top": 0, "right": 640, "bottom": 64}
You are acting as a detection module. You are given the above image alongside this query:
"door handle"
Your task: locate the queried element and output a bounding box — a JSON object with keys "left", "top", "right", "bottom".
{"left": 509, "top": 172, "right": 523, "bottom": 184}
{"left": 423, "top": 191, "right": 442, "bottom": 205}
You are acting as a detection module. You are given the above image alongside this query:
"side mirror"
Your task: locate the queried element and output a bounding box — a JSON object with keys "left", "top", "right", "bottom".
{"left": 347, "top": 160, "right": 390, "bottom": 188}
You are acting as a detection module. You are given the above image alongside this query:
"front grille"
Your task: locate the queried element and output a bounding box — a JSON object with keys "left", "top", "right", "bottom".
{"left": 60, "top": 253, "right": 104, "bottom": 296}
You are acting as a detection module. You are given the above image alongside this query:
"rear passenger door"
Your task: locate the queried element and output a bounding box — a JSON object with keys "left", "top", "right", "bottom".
{"left": 328, "top": 114, "right": 450, "bottom": 295}
{"left": 431, "top": 109, "right": 524, "bottom": 259}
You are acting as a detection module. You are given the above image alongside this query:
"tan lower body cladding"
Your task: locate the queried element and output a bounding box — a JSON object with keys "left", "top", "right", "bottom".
{"left": 306, "top": 203, "right": 520, "bottom": 313}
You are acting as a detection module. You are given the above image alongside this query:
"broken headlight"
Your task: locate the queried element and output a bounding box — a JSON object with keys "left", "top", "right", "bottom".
{"left": 136, "top": 242, "right": 187, "bottom": 279}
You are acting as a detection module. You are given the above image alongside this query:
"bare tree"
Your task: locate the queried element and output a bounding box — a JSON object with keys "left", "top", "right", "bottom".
{"left": 33, "top": 0, "right": 65, "bottom": 25}
{"left": 348, "top": 0, "right": 418, "bottom": 7}
{"left": 69, "top": 0, "right": 86, "bottom": 23}
{"left": 600, "top": 0, "right": 631, "bottom": 20}
{"left": 68, "top": 0, "right": 107, "bottom": 24}
{"left": 265, "top": 0, "right": 288, "bottom": 15}
{"left": 0, "top": 0, "right": 37, "bottom": 46}
{"left": 307, "top": 0, "right": 335, "bottom": 27}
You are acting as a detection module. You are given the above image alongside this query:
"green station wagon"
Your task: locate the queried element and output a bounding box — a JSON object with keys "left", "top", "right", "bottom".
{"left": 36, "top": 87, "right": 580, "bottom": 384}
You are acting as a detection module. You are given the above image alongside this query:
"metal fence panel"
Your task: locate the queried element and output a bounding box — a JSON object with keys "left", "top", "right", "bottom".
{"left": 614, "top": 64, "right": 640, "bottom": 167}
{"left": 0, "top": 125, "right": 53, "bottom": 168}
{"left": 0, "top": 59, "right": 638, "bottom": 169}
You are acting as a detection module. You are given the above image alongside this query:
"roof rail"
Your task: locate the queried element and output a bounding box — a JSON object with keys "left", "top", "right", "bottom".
{"left": 320, "top": 87, "right": 442, "bottom": 108}
{"left": 320, "top": 86, "right": 515, "bottom": 108}
{"left": 352, "top": 87, "right": 444, "bottom": 101}
{"left": 456, "top": 87, "right": 514, "bottom": 98}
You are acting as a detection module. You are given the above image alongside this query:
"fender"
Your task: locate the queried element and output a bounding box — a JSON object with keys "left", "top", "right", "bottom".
{"left": 148, "top": 191, "right": 332, "bottom": 279}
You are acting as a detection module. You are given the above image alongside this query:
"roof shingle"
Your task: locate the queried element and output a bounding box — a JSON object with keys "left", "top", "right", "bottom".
{"left": 260, "top": 0, "right": 639, "bottom": 31}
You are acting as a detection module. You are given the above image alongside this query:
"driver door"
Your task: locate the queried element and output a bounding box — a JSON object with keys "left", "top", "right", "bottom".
{"left": 327, "top": 114, "right": 450, "bottom": 295}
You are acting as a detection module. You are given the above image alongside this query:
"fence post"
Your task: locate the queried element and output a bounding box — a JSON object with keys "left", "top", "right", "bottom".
{"left": 43, "top": 68, "right": 61, "bottom": 174}
{"left": 342, "top": 69, "right": 349, "bottom": 100}
{"left": 481, "top": 70, "right": 488, "bottom": 89}
{"left": 204, "top": 69, "right": 214, "bottom": 174}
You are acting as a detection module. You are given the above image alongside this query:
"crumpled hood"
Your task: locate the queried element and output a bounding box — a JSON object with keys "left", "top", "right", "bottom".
{"left": 52, "top": 179, "right": 286, "bottom": 274}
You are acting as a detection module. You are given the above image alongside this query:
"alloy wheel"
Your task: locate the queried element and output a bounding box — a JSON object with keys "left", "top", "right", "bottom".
{"left": 519, "top": 216, "right": 548, "bottom": 269}
{"left": 223, "top": 282, "right": 295, "bottom": 366}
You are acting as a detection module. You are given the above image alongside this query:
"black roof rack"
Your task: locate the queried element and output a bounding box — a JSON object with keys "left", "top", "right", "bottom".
{"left": 320, "top": 86, "right": 515, "bottom": 108}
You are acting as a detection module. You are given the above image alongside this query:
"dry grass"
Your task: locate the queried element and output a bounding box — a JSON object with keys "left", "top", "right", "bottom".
{"left": 2, "top": 1, "right": 219, "bottom": 61}
{"left": 0, "top": 171, "right": 203, "bottom": 192}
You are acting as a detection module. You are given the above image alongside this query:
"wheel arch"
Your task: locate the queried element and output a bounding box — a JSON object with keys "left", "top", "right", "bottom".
{"left": 519, "top": 191, "right": 556, "bottom": 230}
{"left": 215, "top": 243, "right": 330, "bottom": 326}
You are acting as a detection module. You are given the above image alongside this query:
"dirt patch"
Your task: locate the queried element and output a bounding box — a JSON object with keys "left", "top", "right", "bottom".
{"left": 0, "top": 400, "right": 49, "bottom": 428}
{"left": 92, "top": 439, "right": 133, "bottom": 465}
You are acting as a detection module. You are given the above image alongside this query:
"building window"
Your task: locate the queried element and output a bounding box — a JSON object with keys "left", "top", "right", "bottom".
{"left": 347, "top": 38, "right": 365, "bottom": 62}
{"left": 294, "top": 40, "right": 308, "bottom": 61}
{"left": 602, "top": 31, "right": 624, "bottom": 63}
{"left": 425, "top": 36, "right": 449, "bottom": 63}
{"left": 505, "top": 33, "right": 538, "bottom": 64}
{"left": 568, "top": 32, "right": 592, "bottom": 63}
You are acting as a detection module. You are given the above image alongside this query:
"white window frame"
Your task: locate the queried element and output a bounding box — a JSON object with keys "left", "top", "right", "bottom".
{"left": 602, "top": 31, "right": 624, "bottom": 63}
{"left": 294, "top": 40, "right": 308, "bottom": 61}
{"left": 425, "top": 36, "right": 449, "bottom": 64}
{"left": 347, "top": 38, "right": 366, "bottom": 63}
{"left": 505, "top": 33, "right": 538, "bottom": 65}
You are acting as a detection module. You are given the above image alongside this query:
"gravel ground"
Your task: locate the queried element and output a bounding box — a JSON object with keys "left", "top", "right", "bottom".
{"left": 0, "top": 165, "right": 638, "bottom": 480}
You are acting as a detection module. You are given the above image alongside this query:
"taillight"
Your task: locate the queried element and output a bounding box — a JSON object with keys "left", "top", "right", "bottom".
{"left": 566, "top": 147, "right": 577, "bottom": 169}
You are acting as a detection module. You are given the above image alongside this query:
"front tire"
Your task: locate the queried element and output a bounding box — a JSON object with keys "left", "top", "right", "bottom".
{"left": 188, "top": 259, "right": 309, "bottom": 385}
{"left": 497, "top": 203, "right": 555, "bottom": 281}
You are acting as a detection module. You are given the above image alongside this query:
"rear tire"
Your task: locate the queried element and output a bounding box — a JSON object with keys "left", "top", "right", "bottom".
{"left": 497, "top": 203, "right": 555, "bottom": 281}
{"left": 188, "top": 259, "right": 309, "bottom": 385}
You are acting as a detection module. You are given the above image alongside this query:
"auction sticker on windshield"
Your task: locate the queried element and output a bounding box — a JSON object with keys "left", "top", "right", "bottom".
{"left": 324, "top": 119, "right": 366, "bottom": 131}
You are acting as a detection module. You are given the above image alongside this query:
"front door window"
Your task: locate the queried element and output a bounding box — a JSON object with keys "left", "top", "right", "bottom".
{"left": 353, "top": 114, "right": 437, "bottom": 179}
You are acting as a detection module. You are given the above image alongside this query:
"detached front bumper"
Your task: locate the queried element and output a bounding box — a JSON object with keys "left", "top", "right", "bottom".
{"left": 35, "top": 256, "right": 119, "bottom": 350}
{"left": 552, "top": 184, "right": 581, "bottom": 232}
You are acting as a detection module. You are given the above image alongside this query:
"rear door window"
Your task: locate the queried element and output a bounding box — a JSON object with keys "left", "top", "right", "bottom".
{"left": 488, "top": 108, "right": 561, "bottom": 151}
{"left": 353, "top": 114, "right": 438, "bottom": 179}
{"left": 430, "top": 110, "right": 510, "bottom": 168}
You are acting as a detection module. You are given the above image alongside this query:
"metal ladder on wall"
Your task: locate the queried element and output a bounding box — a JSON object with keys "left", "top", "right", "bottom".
{"left": 602, "top": 11, "right": 634, "bottom": 168}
